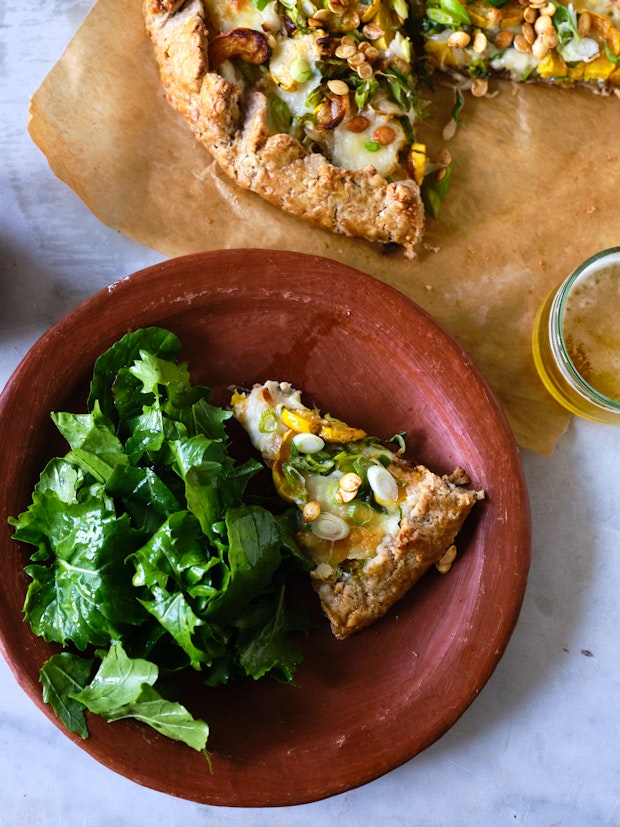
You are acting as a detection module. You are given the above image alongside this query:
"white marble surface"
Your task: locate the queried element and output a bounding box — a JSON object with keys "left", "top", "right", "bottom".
{"left": 2, "top": 3, "right": 620, "bottom": 825}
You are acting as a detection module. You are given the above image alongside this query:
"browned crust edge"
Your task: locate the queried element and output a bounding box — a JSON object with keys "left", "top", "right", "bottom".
{"left": 143, "top": 0, "right": 425, "bottom": 257}
{"left": 311, "top": 466, "right": 484, "bottom": 639}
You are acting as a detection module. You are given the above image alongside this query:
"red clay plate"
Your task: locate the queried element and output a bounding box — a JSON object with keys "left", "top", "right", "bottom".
{"left": 0, "top": 250, "right": 530, "bottom": 807}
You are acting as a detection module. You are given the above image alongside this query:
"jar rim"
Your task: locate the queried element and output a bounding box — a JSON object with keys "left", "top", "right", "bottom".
{"left": 549, "top": 246, "right": 620, "bottom": 414}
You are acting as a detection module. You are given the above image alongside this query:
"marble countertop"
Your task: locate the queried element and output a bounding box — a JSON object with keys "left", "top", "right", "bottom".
{"left": 2, "top": 3, "right": 619, "bottom": 825}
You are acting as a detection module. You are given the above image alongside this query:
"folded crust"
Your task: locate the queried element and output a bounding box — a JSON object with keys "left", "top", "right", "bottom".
{"left": 311, "top": 463, "right": 483, "bottom": 638}
{"left": 144, "top": 0, "right": 424, "bottom": 257}
{"left": 231, "top": 381, "right": 484, "bottom": 640}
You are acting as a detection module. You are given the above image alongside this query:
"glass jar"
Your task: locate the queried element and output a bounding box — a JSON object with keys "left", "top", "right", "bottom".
{"left": 532, "top": 247, "right": 620, "bottom": 424}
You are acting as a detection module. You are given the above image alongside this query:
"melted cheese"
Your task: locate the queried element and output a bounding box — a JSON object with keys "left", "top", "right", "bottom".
{"left": 302, "top": 469, "right": 401, "bottom": 566}
{"left": 231, "top": 382, "right": 403, "bottom": 569}
{"left": 203, "top": 0, "right": 281, "bottom": 33}
{"left": 232, "top": 381, "right": 304, "bottom": 465}
{"left": 269, "top": 34, "right": 322, "bottom": 116}
{"left": 573, "top": 0, "right": 620, "bottom": 29}
{"left": 330, "top": 113, "right": 407, "bottom": 178}
{"left": 489, "top": 47, "right": 539, "bottom": 79}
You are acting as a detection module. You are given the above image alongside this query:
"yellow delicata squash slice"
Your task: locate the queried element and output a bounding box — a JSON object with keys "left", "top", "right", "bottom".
{"left": 231, "top": 381, "right": 484, "bottom": 639}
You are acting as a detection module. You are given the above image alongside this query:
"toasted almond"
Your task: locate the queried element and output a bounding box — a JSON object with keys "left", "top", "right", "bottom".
{"left": 347, "top": 50, "right": 366, "bottom": 66}
{"left": 328, "top": 0, "right": 347, "bottom": 14}
{"left": 578, "top": 10, "right": 592, "bottom": 35}
{"left": 542, "top": 27, "right": 558, "bottom": 47}
{"left": 436, "top": 544, "right": 457, "bottom": 574}
{"left": 531, "top": 36, "right": 549, "bottom": 59}
{"left": 522, "top": 21, "right": 536, "bottom": 44}
{"left": 339, "top": 472, "right": 363, "bottom": 493}
{"left": 363, "top": 22, "right": 384, "bottom": 40}
{"left": 373, "top": 125, "right": 397, "bottom": 145}
{"left": 361, "top": 43, "right": 379, "bottom": 61}
{"left": 347, "top": 114, "right": 371, "bottom": 132}
{"left": 335, "top": 42, "right": 357, "bottom": 58}
{"left": 534, "top": 14, "right": 553, "bottom": 34}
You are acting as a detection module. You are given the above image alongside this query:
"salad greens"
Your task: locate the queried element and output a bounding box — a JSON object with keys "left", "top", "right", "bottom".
{"left": 9, "top": 327, "right": 312, "bottom": 754}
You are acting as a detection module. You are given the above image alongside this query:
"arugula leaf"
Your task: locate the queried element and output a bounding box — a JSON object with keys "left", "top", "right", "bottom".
{"left": 605, "top": 42, "right": 620, "bottom": 67}
{"left": 104, "top": 684, "right": 209, "bottom": 752}
{"left": 129, "top": 350, "right": 198, "bottom": 413}
{"left": 124, "top": 403, "right": 166, "bottom": 462}
{"left": 204, "top": 505, "right": 283, "bottom": 623}
{"left": 9, "top": 458, "right": 83, "bottom": 561}
{"left": 105, "top": 464, "right": 181, "bottom": 518}
{"left": 88, "top": 327, "right": 181, "bottom": 423}
{"left": 40, "top": 652, "right": 94, "bottom": 738}
{"left": 452, "top": 87, "right": 465, "bottom": 127}
{"left": 72, "top": 641, "right": 158, "bottom": 713}
{"left": 22, "top": 507, "right": 145, "bottom": 649}
{"left": 10, "top": 327, "right": 310, "bottom": 754}
{"left": 72, "top": 643, "right": 209, "bottom": 751}
{"left": 130, "top": 510, "right": 218, "bottom": 595}
{"left": 422, "top": 162, "right": 453, "bottom": 220}
{"left": 425, "top": 0, "right": 471, "bottom": 28}
{"left": 139, "top": 586, "right": 215, "bottom": 670}
{"left": 192, "top": 397, "right": 234, "bottom": 442}
{"left": 52, "top": 401, "right": 128, "bottom": 484}
{"left": 267, "top": 94, "right": 293, "bottom": 135}
{"left": 236, "top": 587, "right": 309, "bottom": 683}
{"left": 12, "top": 461, "right": 145, "bottom": 649}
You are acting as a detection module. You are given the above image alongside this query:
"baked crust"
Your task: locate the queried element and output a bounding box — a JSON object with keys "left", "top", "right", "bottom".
{"left": 144, "top": 0, "right": 425, "bottom": 257}
{"left": 311, "top": 463, "right": 483, "bottom": 639}
{"left": 231, "top": 381, "right": 484, "bottom": 640}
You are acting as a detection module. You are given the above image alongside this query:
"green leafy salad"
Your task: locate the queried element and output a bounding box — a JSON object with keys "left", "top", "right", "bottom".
{"left": 9, "top": 327, "right": 312, "bottom": 754}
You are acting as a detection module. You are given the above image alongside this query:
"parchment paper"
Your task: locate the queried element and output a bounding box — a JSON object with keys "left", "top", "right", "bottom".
{"left": 28, "top": 0, "right": 620, "bottom": 454}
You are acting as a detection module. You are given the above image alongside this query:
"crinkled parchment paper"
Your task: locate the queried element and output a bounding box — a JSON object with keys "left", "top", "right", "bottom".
{"left": 28, "top": 0, "right": 620, "bottom": 454}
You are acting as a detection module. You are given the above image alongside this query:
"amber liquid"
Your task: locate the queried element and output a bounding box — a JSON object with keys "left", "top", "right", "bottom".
{"left": 532, "top": 261, "right": 620, "bottom": 424}
{"left": 562, "top": 264, "right": 620, "bottom": 402}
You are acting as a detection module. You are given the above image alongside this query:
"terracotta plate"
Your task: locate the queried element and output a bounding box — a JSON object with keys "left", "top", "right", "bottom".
{"left": 0, "top": 250, "right": 530, "bottom": 807}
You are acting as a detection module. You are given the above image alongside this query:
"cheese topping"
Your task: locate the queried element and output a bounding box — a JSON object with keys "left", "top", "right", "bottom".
{"left": 423, "top": 0, "right": 620, "bottom": 85}
{"left": 203, "top": 0, "right": 281, "bottom": 33}
{"left": 231, "top": 382, "right": 405, "bottom": 570}
{"left": 200, "top": 0, "right": 426, "bottom": 187}
{"left": 489, "top": 45, "right": 540, "bottom": 78}
{"left": 270, "top": 34, "right": 322, "bottom": 117}
{"left": 575, "top": 0, "right": 620, "bottom": 28}
{"left": 330, "top": 113, "right": 407, "bottom": 178}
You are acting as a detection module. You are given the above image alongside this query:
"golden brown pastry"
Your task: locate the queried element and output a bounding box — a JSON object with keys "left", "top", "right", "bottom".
{"left": 231, "top": 381, "right": 484, "bottom": 639}
{"left": 143, "top": 0, "right": 437, "bottom": 258}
